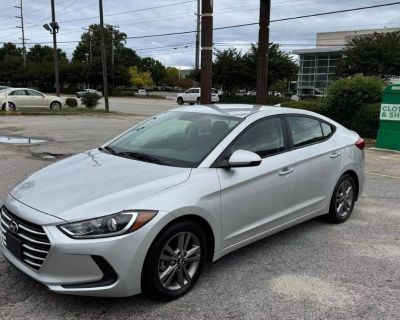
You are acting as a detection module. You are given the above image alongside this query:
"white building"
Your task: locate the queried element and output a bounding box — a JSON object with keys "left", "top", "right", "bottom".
{"left": 293, "top": 27, "right": 400, "bottom": 96}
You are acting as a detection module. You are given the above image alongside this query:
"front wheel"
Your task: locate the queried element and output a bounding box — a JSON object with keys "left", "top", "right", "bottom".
{"left": 1, "top": 102, "right": 16, "bottom": 111}
{"left": 177, "top": 97, "right": 184, "bottom": 105}
{"left": 327, "top": 174, "right": 356, "bottom": 223}
{"left": 50, "top": 101, "right": 62, "bottom": 110}
{"left": 142, "top": 221, "right": 207, "bottom": 300}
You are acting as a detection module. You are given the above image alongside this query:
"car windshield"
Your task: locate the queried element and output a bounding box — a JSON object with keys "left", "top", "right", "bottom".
{"left": 107, "top": 111, "right": 242, "bottom": 168}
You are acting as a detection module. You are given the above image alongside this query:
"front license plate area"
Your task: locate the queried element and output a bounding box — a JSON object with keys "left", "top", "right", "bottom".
{"left": 5, "top": 232, "right": 23, "bottom": 260}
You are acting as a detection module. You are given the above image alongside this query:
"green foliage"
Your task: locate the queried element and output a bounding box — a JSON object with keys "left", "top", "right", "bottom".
{"left": 81, "top": 92, "right": 100, "bottom": 108}
{"left": 219, "top": 95, "right": 290, "bottom": 105}
{"left": 339, "top": 31, "right": 400, "bottom": 78}
{"left": 65, "top": 98, "right": 78, "bottom": 108}
{"left": 326, "top": 75, "right": 384, "bottom": 127}
{"left": 281, "top": 77, "right": 383, "bottom": 139}
{"left": 213, "top": 43, "right": 298, "bottom": 95}
{"left": 128, "top": 66, "right": 154, "bottom": 88}
{"left": 281, "top": 99, "right": 327, "bottom": 114}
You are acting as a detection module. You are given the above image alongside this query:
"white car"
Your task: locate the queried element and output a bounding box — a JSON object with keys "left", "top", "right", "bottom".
{"left": 76, "top": 89, "right": 103, "bottom": 98}
{"left": 177, "top": 87, "right": 219, "bottom": 105}
{"left": 0, "top": 88, "right": 63, "bottom": 111}
{"left": 136, "top": 89, "right": 147, "bottom": 96}
{"left": 1, "top": 105, "right": 364, "bottom": 300}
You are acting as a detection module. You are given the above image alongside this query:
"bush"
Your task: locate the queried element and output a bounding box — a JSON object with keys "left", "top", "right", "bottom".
{"left": 65, "top": 98, "right": 78, "bottom": 108}
{"left": 219, "top": 95, "right": 289, "bottom": 105}
{"left": 326, "top": 75, "right": 384, "bottom": 127}
{"left": 351, "top": 103, "right": 381, "bottom": 139}
{"left": 281, "top": 99, "right": 327, "bottom": 114}
{"left": 81, "top": 92, "right": 100, "bottom": 108}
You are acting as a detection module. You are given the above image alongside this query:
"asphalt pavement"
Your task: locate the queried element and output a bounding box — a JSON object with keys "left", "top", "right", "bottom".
{"left": 0, "top": 113, "right": 399, "bottom": 320}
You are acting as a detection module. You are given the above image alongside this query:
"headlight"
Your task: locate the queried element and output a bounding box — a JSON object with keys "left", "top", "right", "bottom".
{"left": 58, "top": 211, "right": 157, "bottom": 239}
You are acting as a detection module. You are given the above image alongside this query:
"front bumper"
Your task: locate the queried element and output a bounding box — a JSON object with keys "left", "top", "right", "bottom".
{"left": 0, "top": 195, "right": 167, "bottom": 297}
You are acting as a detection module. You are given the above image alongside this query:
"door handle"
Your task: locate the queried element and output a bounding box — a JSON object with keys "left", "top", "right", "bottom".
{"left": 330, "top": 151, "right": 341, "bottom": 159}
{"left": 279, "top": 167, "right": 294, "bottom": 176}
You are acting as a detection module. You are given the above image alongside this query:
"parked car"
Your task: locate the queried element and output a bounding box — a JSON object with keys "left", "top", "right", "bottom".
{"left": 137, "top": 89, "right": 147, "bottom": 96}
{"left": 0, "top": 88, "right": 63, "bottom": 111}
{"left": 0, "top": 105, "right": 365, "bottom": 300}
{"left": 76, "top": 89, "right": 103, "bottom": 98}
{"left": 177, "top": 87, "right": 219, "bottom": 105}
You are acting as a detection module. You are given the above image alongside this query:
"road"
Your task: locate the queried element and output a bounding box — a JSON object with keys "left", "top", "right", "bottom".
{"left": 64, "top": 95, "right": 179, "bottom": 116}
{"left": 0, "top": 114, "right": 399, "bottom": 319}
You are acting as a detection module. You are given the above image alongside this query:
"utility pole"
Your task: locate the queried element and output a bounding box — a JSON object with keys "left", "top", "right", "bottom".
{"left": 99, "top": 0, "right": 109, "bottom": 112}
{"left": 195, "top": 0, "right": 200, "bottom": 71}
{"left": 256, "top": 0, "right": 271, "bottom": 105}
{"left": 82, "top": 27, "right": 93, "bottom": 62}
{"left": 200, "top": 0, "right": 213, "bottom": 104}
{"left": 15, "top": 0, "right": 26, "bottom": 66}
{"left": 50, "top": 0, "right": 60, "bottom": 97}
{"left": 111, "top": 33, "right": 115, "bottom": 94}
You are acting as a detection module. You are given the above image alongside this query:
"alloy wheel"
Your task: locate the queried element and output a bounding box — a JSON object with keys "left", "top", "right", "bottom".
{"left": 158, "top": 232, "right": 201, "bottom": 291}
{"left": 335, "top": 180, "right": 354, "bottom": 217}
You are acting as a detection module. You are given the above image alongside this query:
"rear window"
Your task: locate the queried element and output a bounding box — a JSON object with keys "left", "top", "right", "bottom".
{"left": 287, "top": 116, "right": 324, "bottom": 147}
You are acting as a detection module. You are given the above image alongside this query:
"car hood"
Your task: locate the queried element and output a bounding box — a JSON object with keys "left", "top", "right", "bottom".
{"left": 10, "top": 149, "right": 191, "bottom": 222}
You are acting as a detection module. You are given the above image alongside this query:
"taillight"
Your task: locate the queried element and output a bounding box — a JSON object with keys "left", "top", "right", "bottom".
{"left": 355, "top": 138, "right": 365, "bottom": 150}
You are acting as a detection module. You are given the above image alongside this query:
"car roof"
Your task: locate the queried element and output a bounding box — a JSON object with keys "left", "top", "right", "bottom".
{"left": 170, "top": 104, "right": 341, "bottom": 125}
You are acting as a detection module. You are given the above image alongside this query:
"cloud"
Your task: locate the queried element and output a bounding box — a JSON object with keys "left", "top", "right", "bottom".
{"left": 0, "top": 0, "right": 398, "bottom": 68}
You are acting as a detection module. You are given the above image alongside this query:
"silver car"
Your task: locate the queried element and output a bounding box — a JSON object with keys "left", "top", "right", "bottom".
{"left": 0, "top": 105, "right": 365, "bottom": 300}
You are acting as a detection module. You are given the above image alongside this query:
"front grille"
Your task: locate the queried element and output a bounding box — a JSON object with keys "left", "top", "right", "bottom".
{"left": 0, "top": 206, "right": 51, "bottom": 271}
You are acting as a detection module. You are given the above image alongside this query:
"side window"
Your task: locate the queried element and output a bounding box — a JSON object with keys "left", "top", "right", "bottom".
{"left": 321, "top": 122, "right": 333, "bottom": 137}
{"left": 12, "top": 90, "right": 27, "bottom": 96}
{"left": 27, "top": 90, "right": 42, "bottom": 96}
{"left": 193, "top": 89, "right": 200, "bottom": 94}
{"left": 287, "top": 116, "right": 324, "bottom": 147}
{"left": 231, "top": 117, "right": 285, "bottom": 158}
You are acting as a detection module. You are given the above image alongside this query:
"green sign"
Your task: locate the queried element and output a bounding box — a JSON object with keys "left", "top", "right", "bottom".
{"left": 380, "top": 104, "right": 400, "bottom": 121}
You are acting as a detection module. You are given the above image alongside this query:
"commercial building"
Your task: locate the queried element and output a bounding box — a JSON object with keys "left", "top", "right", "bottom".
{"left": 293, "top": 27, "right": 400, "bottom": 96}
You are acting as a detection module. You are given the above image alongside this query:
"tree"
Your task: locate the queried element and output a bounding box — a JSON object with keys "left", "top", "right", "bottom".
{"left": 138, "top": 57, "right": 166, "bottom": 85}
{"left": 338, "top": 31, "right": 400, "bottom": 79}
{"left": 27, "top": 45, "right": 67, "bottom": 64}
{"left": 213, "top": 48, "right": 243, "bottom": 95}
{"left": 241, "top": 43, "right": 298, "bottom": 91}
{"left": 163, "top": 67, "right": 180, "bottom": 88}
{"left": 213, "top": 43, "right": 298, "bottom": 95}
{"left": 128, "top": 66, "right": 153, "bottom": 88}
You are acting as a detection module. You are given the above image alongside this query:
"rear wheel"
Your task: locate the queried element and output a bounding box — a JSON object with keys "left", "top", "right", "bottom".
{"left": 50, "top": 101, "right": 62, "bottom": 110}
{"left": 1, "top": 102, "right": 16, "bottom": 111}
{"left": 142, "top": 221, "right": 207, "bottom": 300}
{"left": 177, "top": 97, "right": 184, "bottom": 105}
{"left": 327, "top": 174, "right": 356, "bottom": 223}
{"left": 197, "top": 97, "right": 201, "bottom": 105}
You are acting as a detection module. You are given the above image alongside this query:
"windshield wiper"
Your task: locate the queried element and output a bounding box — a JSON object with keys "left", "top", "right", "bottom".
{"left": 116, "top": 151, "right": 170, "bottom": 166}
{"left": 98, "top": 146, "right": 117, "bottom": 154}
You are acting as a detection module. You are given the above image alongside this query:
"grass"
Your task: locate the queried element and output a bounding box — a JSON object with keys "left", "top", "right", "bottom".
{"left": 0, "top": 107, "right": 119, "bottom": 116}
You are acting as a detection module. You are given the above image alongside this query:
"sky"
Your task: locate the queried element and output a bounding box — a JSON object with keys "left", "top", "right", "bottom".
{"left": 0, "top": 0, "right": 399, "bottom": 68}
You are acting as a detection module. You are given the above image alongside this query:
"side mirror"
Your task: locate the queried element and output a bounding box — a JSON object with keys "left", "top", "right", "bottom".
{"left": 228, "top": 150, "right": 262, "bottom": 168}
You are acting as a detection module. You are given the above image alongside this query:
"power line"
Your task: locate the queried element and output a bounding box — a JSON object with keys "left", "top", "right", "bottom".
{"left": 125, "top": 1, "right": 400, "bottom": 39}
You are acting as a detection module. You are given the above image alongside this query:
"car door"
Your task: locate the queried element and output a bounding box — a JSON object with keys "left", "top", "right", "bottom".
{"left": 188, "top": 89, "right": 199, "bottom": 102}
{"left": 217, "top": 116, "right": 298, "bottom": 248}
{"left": 285, "top": 115, "right": 342, "bottom": 217}
{"left": 9, "top": 90, "right": 30, "bottom": 107}
{"left": 26, "top": 89, "right": 46, "bottom": 107}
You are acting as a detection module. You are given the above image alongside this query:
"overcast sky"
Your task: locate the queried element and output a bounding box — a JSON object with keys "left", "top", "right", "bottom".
{"left": 0, "top": 0, "right": 398, "bottom": 68}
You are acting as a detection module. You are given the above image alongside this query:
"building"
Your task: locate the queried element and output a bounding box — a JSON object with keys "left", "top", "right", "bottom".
{"left": 293, "top": 27, "right": 400, "bottom": 96}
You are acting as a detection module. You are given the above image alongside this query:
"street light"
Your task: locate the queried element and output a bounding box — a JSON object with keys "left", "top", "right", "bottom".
{"left": 43, "top": 0, "right": 60, "bottom": 97}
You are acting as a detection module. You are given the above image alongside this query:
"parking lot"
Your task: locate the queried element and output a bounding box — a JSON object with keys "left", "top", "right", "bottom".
{"left": 0, "top": 113, "right": 400, "bottom": 320}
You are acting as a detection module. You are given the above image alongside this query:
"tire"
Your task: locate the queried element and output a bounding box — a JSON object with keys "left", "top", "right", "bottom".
{"left": 1, "top": 102, "right": 16, "bottom": 111}
{"left": 50, "top": 101, "right": 62, "bottom": 110}
{"left": 197, "top": 97, "right": 201, "bottom": 105}
{"left": 142, "top": 220, "right": 207, "bottom": 300}
{"left": 177, "top": 97, "right": 184, "bottom": 105}
{"left": 327, "top": 174, "right": 356, "bottom": 223}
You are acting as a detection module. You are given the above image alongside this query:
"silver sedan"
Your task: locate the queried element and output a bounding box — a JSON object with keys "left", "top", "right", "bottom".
{"left": 0, "top": 105, "right": 365, "bottom": 300}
